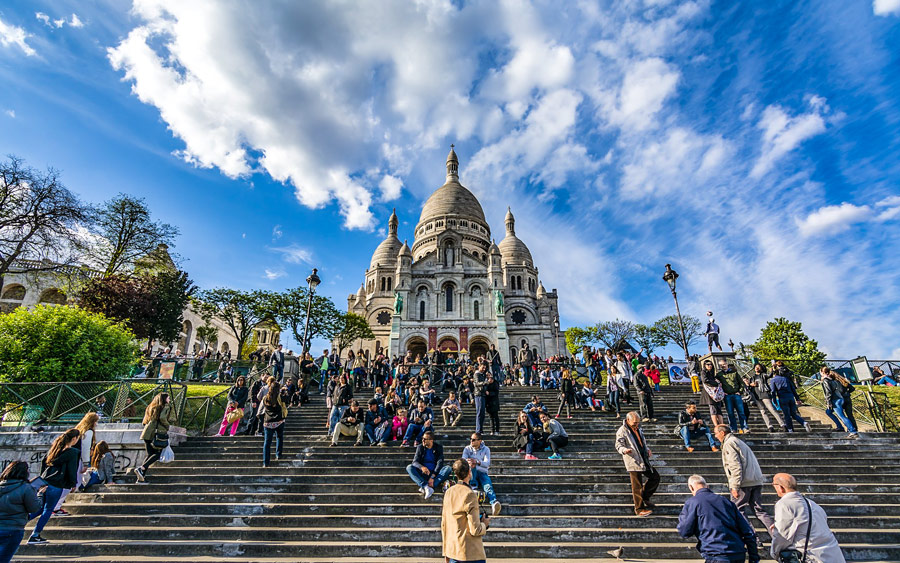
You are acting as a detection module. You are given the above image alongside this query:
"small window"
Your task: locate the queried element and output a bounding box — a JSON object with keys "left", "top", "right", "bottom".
{"left": 419, "top": 301, "right": 426, "bottom": 321}
{"left": 474, "top": 301, "right": 480, "bottom": 320}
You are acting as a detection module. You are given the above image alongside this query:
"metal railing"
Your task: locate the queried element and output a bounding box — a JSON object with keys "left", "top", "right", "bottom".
{"left": 137, "top": 357, "right": 274, "bottom": 382}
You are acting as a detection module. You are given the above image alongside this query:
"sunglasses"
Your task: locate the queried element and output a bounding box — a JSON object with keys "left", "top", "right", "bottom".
{"left": 470, "top": 438, "right": 480, "bottom": 442}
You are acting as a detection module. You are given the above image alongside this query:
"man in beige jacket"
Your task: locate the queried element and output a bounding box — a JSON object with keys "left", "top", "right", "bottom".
{"left": 442, "top": 458, "right": 490, "bottom": 563}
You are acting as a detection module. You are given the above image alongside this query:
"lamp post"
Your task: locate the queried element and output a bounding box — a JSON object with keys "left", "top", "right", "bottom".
{"left": 553, "top": 317, "right": 560, "bottom": 358}
{"left": 662, "top": 264, "right": 690, "bottom": 363}
{"left": 301, "top": 268, "right": 321, "bottom": 356}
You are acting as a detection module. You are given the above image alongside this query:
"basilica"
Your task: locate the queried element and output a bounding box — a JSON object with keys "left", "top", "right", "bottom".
{"left": 349, "top": 148, "right": 563, "bottom": 365}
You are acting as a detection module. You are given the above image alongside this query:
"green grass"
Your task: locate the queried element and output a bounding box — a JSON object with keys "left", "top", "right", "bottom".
{"left": 185, "top": 384, "right": 230, "bottom": 398}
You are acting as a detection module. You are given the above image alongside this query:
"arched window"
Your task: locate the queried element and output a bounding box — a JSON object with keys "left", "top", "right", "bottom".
{"left": 380, "top": 278, "right": 385, "bottom": 291}
{"left": 419, "top": 301, "right": 426, "bottom": 321}
{"left": 445, "top": 284, "right": 454, "bottom": 312}
{"left": 474, "top": 301, "right": 480, "bottom": 320}
{"left": 387, "top": 277, "right": 392, "bottom": 291}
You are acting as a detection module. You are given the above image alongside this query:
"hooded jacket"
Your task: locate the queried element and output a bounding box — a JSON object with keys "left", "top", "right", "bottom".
{"left": 0, "top": 479, "right": 41, "bottom": 530}
{"left": 721, "top": 433, "right": 765, "bottom": 490}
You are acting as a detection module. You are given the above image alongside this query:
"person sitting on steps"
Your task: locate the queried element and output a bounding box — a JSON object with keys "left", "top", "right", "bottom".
{"left": 677, "top": 401, "right": 720, "bottom": 453}
{"left": 401, "top": 400, "right": 434, "bottom": 447}
{"left": 406, "top": 431, "right": 453, "bottom": 500}
{"left": 331, "top": 400, "right": 364, "bottom": 447}
{"left": 442, "top": 391, "right": 463, "bottom": 427}
{"left": 513, "top": 411, "right": 539, "bottom": 461}
{"left": 540, "top": 412, "right": 568, "bottom": 460}
{"left": 462, "top": 432, "right": 501, "bottom": 516}
{"left": 522, "top": 395, "right": 548, "bottom": 427}
{"left": 363, "top": 399, "right": 390, "bottom": 446}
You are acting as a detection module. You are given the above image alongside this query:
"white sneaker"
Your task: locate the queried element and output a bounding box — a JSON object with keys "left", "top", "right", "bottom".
{"left": 491, "top": 501, "right": 502, "bottom": 516}
{"left": 418, "top": 487, "right": 424, "bottom": 494}
{"left": 423, "top": 485, "right": 434, "bottom": 499}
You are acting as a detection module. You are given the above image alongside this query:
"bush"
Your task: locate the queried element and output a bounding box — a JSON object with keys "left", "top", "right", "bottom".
{"left": 0, "top": 304, "right": 139, "bottom": 382}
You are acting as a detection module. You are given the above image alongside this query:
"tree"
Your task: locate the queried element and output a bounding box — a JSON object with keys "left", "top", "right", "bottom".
{"left": 79, "top": 269, "right": 195, "bottom": 352}
{"left": 266, "top": 287, "right": 341, "bottom": 353}
{"left": 333, "top": 312, "right": 374, "bottom": 356}
{"left": 564, "top": 326, "right": 594, "bottom": 355}
{"left": 86, "top": 194, "right": 179, "bottom": 278}
{"left": 195, "top": 323, "right": 218, "bottom": 353}
{"left": 0, "top": 304, "right": 138, "bottom": 382}
{"left": 653, "top": 314, "right": 703, "bottom": 358}
{"left": 633, "top": 323, "right": 668, "bottom": 356}
{"left": 196, "top": 288, "right": 271, "bottom": 359}
{"left": 595, "top": 319, "right": 636, "bottom": 350}
{"left": 748, "top": 317, "right": 826, "bottom": 378}
{"left": 0, "top": 156, "right": 89, "bottom": 296}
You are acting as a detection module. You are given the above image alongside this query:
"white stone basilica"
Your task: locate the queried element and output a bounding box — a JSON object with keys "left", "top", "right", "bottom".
{"left": 348, "top": 148, "right": 563, "bottom": 365}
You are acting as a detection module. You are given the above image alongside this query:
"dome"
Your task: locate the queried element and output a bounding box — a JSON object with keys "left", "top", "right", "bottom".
{"left": 498, "top": 207, "right": 533, "bottom": 265}
{"left": 355, "top": 284, "right": 365, "bottom": 301}
{"left": 489, "top": 239, "right": 500, "bottom": 255}
{"left": 536, "top": 281, "right": 546, "bottom": 298}
{"left": 399, "top": 240, "right": 412, "bottom": 257}
{"left": 370, "top": 209, "right": 402, "bottom": 269}
{"left": 417, "top": 147, "right": 486, "bottom": 226}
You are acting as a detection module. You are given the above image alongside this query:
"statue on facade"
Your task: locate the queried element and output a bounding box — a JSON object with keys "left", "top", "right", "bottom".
{"left": 494, "top": 290, "right": 504, "bottom": 315}
{"left": 394, "top": 292, "right": 403, "bottom": 314}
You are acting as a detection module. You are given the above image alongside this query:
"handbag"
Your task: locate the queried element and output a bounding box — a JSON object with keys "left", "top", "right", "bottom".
{"left": 151, "top": 406, "right": 169, "bottom": 449}
{"left": 704, "top": 383, "right": 725, "bottom": 402}
{"left": 778, "top": 495, "right": 812, "bottom": 563}
{"left": 226, "top": 409, "right": 243, "bottom": 424}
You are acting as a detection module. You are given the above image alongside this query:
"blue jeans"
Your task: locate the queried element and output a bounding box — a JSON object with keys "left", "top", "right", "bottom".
{"left": 526, "top": 412, "right": 542, "bottom": 427}
{"left": 0, "top": 528, "right": 24, "bottom": 563}
{"left": 403, "top": 422, "right": 429, "bottom": 443}
{"left": 263, "top": 423, "right": 284, "bottom": 465}
{"left": 406, "top": 464, "right": 453, "bottom": 490}
{"left": 825, "top": 398, "right": 856, "bottom": 432}
{"left": 83, "top": 471, "right": 102, "bottom": 489}
{"left": 29, "top": 485, "right": 63, "bottom": 537}
{"left": 608, "top": 390, "right": 620, "bottom": 415}
{"left": 469, "top": 470, "right": 497, "bottom": 504}
{"left": 588, "top": 366, "right": 599, "bottom": 384}
{"left": 522, "top": 365, "right": 533, "bottom": 385}
{"left": 329, "top": 405, "right": 347, "bottom": 434}
{"left": 724, "top": 394, "right": 748, "bottom": 431}
{"left": 680, "top": 425, "right": 719, "bottom": 448}
{"left": 272, "top": 363, "right": 284, "bottom": 381}
{"left": 365, "top": 421, "right": 389, "bottom": 444}
{"left": 474, "top": 397, "right": 486, "bottom": 434}
{"left": 779, "top": 397, "right": 805, "bottom": 431}
{"left": 491, "top": 364, "right": 502, "bottom": 380}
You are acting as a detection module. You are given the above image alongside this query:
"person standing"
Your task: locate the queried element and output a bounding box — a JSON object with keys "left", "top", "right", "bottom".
{"left": 269, "top": 344, "right": 285, "bottom": 382}
{"left": 487, "top": 344, "right": 503, "bottom": 381}
{"left": 770, "top": 473, "right": 846, "bottom": 563}
{"left": 484, "top": 373, "right": 501, "bottom": 436}
{"left": 677, "top": 474, "right": 760, "bottom": 563}
{"left": 441, "top": 458, "right": 490, "bottom": 563}
{"left": 715, "top": 425, "right": 774, "bottom": 537}
{"left": 26, "top": 429, "right": 80, "bottom": 545}
{"left": 706, "top": 317, "right": 723, "bottom": 353}
{"left": 556, "top": 369, "right": 576, "bottom": 419}
{"left": 473, "top": 364, "right": 488, "bottom": 435}
{"left": 606, "top": 365, "right": 623, "bottom": 418}
{"left": 820, "top": 367, "right": 858, "bottom": 438}
{"left": 635, "top": 366, "right": 655, "bottom": 422}
{"left": 769, "top": 364, "right": 811, "bottom": 433}
{"left": 135, "top": 393, "right": 176, "bottom": 483}
{"left": 717, "top": 360, "right": 748, "bottom": 434}
{"left": 518, "top": 343, "right": 534, "bottom": 386}
{"left": 261, "top": 381, "right": 288, "bottom": 466}
{"left": 0, "top": 461, "right": 41, "bottom": 559}
{"left": 462, "top": 433, "right": 502, "bottom": 516}
{"left": 614, "top": 412, "right": 660, "bottom": 517}
{"left": 743, "top": 364, "right": 784, "bottom": 432}
{"left": 699, "top": 360, "right": 726, "bottom": 428}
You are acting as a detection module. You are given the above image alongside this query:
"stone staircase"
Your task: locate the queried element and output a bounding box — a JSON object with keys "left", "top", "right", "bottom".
{"left": 14, "top": 384, "right": 900, "bottom": 562}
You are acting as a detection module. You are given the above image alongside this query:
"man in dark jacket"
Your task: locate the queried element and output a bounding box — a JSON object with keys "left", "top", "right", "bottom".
{"left": 0, "top": 461, "right": 42, "bottom": 555}
{"left": 363, "top": 399, "right": 390, "bottom": 446}
{"left": 677, "top": 474, "right": 760, "bottom": 563}
{"left": 769, "top": 364, "right": 810, "bottom": 433}
{"left": 401, "top": 400, "right": 434, "bottom": 447}
{"left": 523, "top": 395, "right": 548, "bottom": 427}
{"left": 635, "top": 367, "right": 655, "bottom": 422}
{"left": 406, "top": 431, "right": 452, "bottom": 500}
{"left": 677, "top": 402, "right": 720, "bottom": 452}
{"left": 717, "top": 360, "right": 748, "bottom": 433}
{"left": 473, "top": 364, "right": 488, "bottom": 434}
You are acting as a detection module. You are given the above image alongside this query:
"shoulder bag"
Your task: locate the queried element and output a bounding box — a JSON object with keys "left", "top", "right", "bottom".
{"left": 152, "top": 406, "right": 170, "bottom": 449}
{"left": 778, "top": 495, "right": 812, "bottom": 563}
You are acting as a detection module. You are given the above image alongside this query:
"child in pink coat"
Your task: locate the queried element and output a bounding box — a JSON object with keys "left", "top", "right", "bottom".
{"left": 391, "top": 409, "right": 409, "bottom": 441}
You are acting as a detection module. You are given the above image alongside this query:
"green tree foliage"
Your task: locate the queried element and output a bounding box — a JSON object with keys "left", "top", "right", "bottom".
{"left": 266, "top": 288, "right": 341, "bottom": 353}
{"left": 633, "top": 323, "right": 668, "bottom": 356}
{"left": 333, "top": 312, "right": 375, "bottom": 355}
{"left": 0, "top": 305, "right": 138, "bottom": 382}
{"left": 565, "top": 326, "right": 594, "bottom": 355}
{"left": 653, "top": 314, "right": 703, "bottom": 357}
{"left": 79, "top": 269, "right": 195, "bottom": 352}
{"left": 196, "top": 288, "right": 271, "bottom": 359}
{"left": 85, "top": 194, "right": 179, "bottom": 278}
{"left": 195, "top": 323, "right": 218, "bottom": 353}
{"left": 748, "top": 317, "right": 826, "bottom": 378}
{"left": 595, "top": 319, "right": 636, "bottom": 350}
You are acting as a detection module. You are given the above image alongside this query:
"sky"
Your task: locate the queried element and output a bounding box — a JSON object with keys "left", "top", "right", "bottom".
{"left": 1, "top": 0, "right": 898, "bottom": 358}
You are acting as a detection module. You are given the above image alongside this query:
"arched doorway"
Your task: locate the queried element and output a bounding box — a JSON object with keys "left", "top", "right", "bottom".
{"left": 406, "top": 337, "right": 427, "bottom": 361}
{"left": 38, "top": 288, "right": 67, "bottom": 305}
{"left": 438, "top": 336, "right": 459, "bottom": 363}
{"left": 469, "top": 338, "right": 490, "bottom": 362}
{"left": 180, "top": 320, "right": 193, "bottom": 354}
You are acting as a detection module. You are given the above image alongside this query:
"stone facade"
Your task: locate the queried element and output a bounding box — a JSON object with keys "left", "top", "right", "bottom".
{"left": 349, "top": 148, "right": 563, "bottom": 364}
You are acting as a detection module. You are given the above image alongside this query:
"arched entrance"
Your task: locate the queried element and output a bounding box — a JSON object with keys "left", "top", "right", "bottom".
{"left": 406, "top": 337, "right": 427, "bottom": 361}
{"left": 469, "top": 338, "right": 490, "bottom": 361}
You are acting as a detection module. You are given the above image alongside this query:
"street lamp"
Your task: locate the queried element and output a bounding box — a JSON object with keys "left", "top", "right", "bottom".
{"left": 553, "top": 317, "right": 560, "bottom": 358}
{"left": 301, "top": 268, "right": 321, "bottom": 356}
{"left": 662, "top": 264, "right": 691, "bottom": 363}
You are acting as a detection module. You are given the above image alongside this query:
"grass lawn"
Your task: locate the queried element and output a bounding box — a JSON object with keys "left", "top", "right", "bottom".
{"left": 185, "top": 384, "right": 230, "bottom": 398}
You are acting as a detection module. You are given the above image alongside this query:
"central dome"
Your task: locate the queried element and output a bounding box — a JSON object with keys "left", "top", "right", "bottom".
{"left": 417, "top": 147, "right": 486, "bottom": 226}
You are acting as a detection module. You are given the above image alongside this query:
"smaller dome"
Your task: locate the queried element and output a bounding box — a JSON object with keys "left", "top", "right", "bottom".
{"left": 498, "top": 208, "right": 533, "bottom": 265}
{"left": 489, "top": 239, "right": 500, "bottom": 255}
{"left": 536, "top": 281, "right": 546, "bottom": 298}
{"left": 370, "top": 209, "right": 402, "bottom": 268}
{"left": 356, "top": 284, "right": 365, "bottom": 301}
{"left": 399, "top": 240, "right": 412, "bottom": 257}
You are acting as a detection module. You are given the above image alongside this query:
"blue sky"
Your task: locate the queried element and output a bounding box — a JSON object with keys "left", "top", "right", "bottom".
{"left": 1, "top": 0, "right": 898, "bottom": 357}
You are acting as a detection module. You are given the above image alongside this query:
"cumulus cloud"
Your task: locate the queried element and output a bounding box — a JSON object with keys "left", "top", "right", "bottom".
{"left": 751, "top": 97, "right": 829, "bottom": 178}
{"left": 798, "top": 196, "right": 900, "bottom": 236}
{"left": 874, "top": 0, "right": 900, "bottom": 16}
{"left": 0, "top": 17, "right": 36, "bottom": 56}
{"left": 609, "top": 58, "right": 680, "bottom": 131}
{"left": 378, "top": 174, "right": 403, "bottom": 201}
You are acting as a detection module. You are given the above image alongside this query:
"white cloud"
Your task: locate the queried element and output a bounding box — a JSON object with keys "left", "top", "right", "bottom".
{"left": 4, "top": 110, "right": 14, "bottom": 119}
{"left": 874, "top": 0, "right": 900, "bottom": 16}
{"left": 271, "top": 224, "right": 283, "bottom": 240}
{"left": 609, "top": 58, "right": 680, "bottom": 131}
{"left": 0, "top": 17, "right": 36, "bottom": 56}
{"left": 69, "top": 14, "right": 84, "bottom": 28}
{"left": 36, "top": 12, "right": 83, "bottom": 28}
{"left": 798, "top": 196, "right": 900, "bottom": 236}
{"left": 751, "top": 97, "right": 829, "bottom": 178}
{"left": 271, "top": 244, "right": 313, "bottom": 265}
{"left": 35, "top": 13, "right": 50, "bottom": 26}
{"left": 264, "top": 269, "right": 285, "bottom": 280}
{"left": 378, "top": 174, "right": 403, "bottom": 201}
